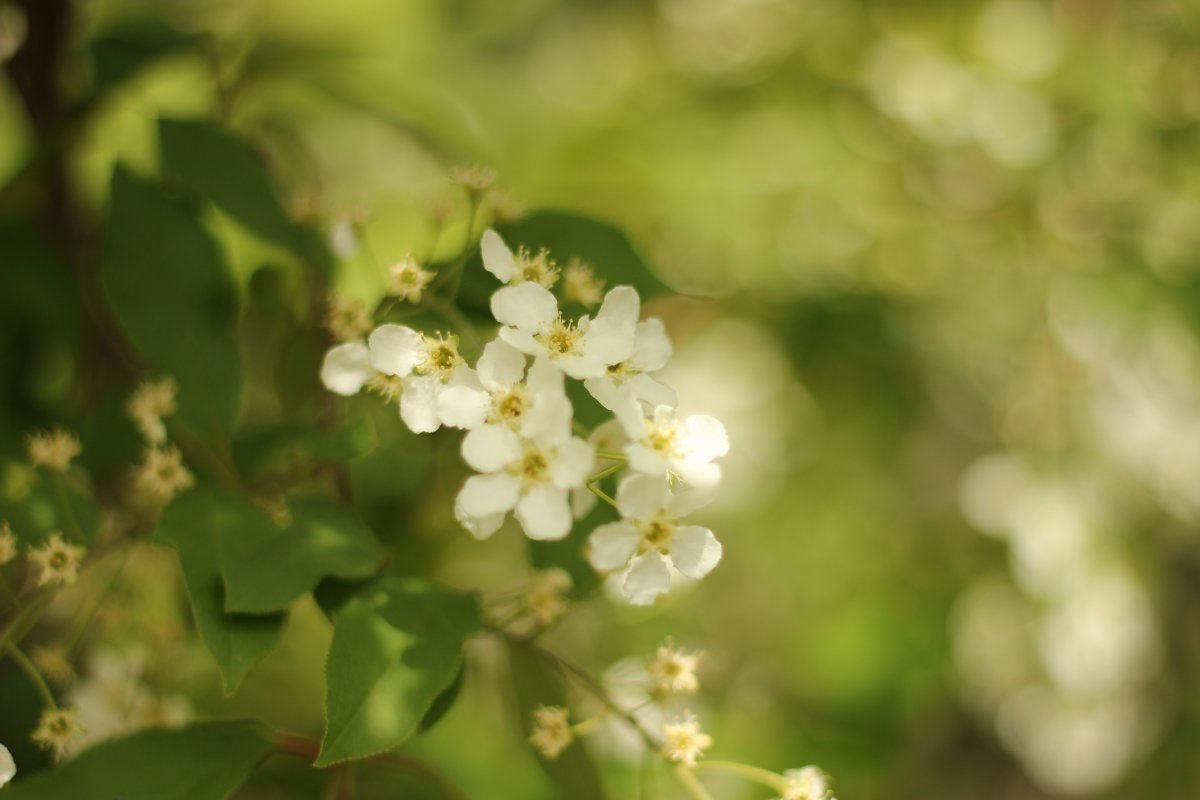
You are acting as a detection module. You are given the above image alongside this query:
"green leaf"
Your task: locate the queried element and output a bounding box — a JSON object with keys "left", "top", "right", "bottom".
{"left": 4, "top": 720, "right": 275, "bottom": 800}
{"left": 159, "top": 118, "right": 309, "bottom": 259}
{"left": 506, "top": 639, "right": 608, "bottom": 800}
{"left": 89, "top": 22, "right": 203, "bottom": 100}
{"left": 317, "top": 578, "right": 480, "bottom": 767}
{"left": 100, "top": 167, "right": 243, "bottom": 437}
{"left": 156, "top": 490, "right": 285, "bottom": 694}
{"left": 0, "top": 464, "right": 102, "bottom": 546}
{"left": 218, "top": 497, "right": 386, "bottom": 614}
{"left": 458, "top": 210, "right": 674, "bottom": 314}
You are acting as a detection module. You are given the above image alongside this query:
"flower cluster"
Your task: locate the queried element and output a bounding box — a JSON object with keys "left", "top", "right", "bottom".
{"left": 126, "top": 378, "right": 193, "bottom": 507}
{"left": 320, "top": 229, "right": 729, "bottom": 603}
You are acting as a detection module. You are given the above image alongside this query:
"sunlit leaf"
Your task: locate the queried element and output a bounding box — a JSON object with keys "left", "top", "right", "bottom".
{"left": 317, "top": 578, "right": 480, "bottom": 766}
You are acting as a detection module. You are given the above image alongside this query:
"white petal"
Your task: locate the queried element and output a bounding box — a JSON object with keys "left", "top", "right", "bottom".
{"left": 0, "top": 744, "right": 13, "bottom": 786}
{"left": 523, "top": 391, "right": 573, "bottom": 443}
{"left": 368, "top": 324, "right": 424, "bottom": 377}
{"left": 571, "top": 486, "right": 597, "bottom": 519}
{"left": 628, "top": 373, "right": 677, "bottom": 409}
{"left": 670, "top": 525, "right": 722, "bottom": 579}
{"left": 525, "top": 356, "right": 564, "bottom": 395}
{"left": 437, "top": 385, "right": 490, "bottom": 429}
{"left": 616, "top": 473, "right": 672, "bottom": 520}
{"left": 682, "top": 414, "right": 729, "bottom": 462}
{"left": 457, "top": 472, "right": 520, "bottom": 517}
{"left": 447, "top": 364, "right": 483, "bottom": 389}
{"left": 589, "top": 418, "right": 629, "bottom": 453}
{"left": 587, "top": 522, "right": 640, "bottom": 571}
{"left": 596, "top": 286, "right": 641, "bottom": 328}
{"left": 399, "top": 375, "right": 441, "bottom": 433}
{"left": 481, "top": 229, "right": 516, "bottom": 282}
{"left": 630, "top": 318, "right": 672, "bottom": 372}
{"left": 491, "top": 283, "right": 558, "bottom": 331}
{"left": 584, "top": 377, "right": 644, "bottom": 436}
{"left": 462, "top": 424, "right": 523, "bottom": 473}
{"left": 581, "top": 316, "right": 636, "bottom": 369}
{"left": 551, "top": 438, "right": 596, "bottom": 489}
{"left": 667, "top": 486, "right": 716, "bottom": 518}
{"left": 555, "top": 351, "right": 610, "bottom": 380}
{"left": 516, "top": 485, "right": 573, "bottom": 540}
{"left": 675, "top": 460, "right": 723, "bottom": 489}
{"left": 626, "top": 442, "right": 669, "bottom": 477}
{"left": 455, "top": 501, "right": 506, "bottom": 540}
{"left": 622, "top": 551, "right": 671, "bottom": 605}
{"left": 320, "top": 342, "right": 373, "bottom": 396}
{"left": 477, "top": 338, "right": 526, "bottom": 389}
{"left": 498, "top": 326, "right": 540, "bottom": 356}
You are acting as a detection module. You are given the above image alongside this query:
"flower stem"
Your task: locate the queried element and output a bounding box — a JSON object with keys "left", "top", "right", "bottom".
{"left": 587, "top": 463, "right": 624, "bottom": 484}
{"left": 674, "top": 765, "right": 715, "bottom": 800}
{"left": 9, "top": 644, "right": 56, "bottom": 709}
{"left": 588, "top": 483, "right": 618, "bottom": 509}
{"left": 694, "top": 760, "right": 787, "bottom": 791}
{"left": 595, "top": 451, "right": 627, "bottom": 462}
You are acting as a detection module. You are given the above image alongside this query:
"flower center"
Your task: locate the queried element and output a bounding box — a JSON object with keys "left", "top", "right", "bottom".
{"left": 509, "top": 446, "right": 553, "bottom": 488}
{"left": 537, "top": 317, "right": 582, "bottom": 357}
{"left": 516, "top": 247, "right": 559, "bottom": 288}
{"left": 419, "top": 334, "right": 464, "bottom": 380}
{"left": 636, "top": 516, "right": 675, "bottom": 553}
{"left": 48, "top": 551, "right": 68, "bottom": 569}
{"left": 646, "top": 425, "right": 679, "bottom": 457}
{"left": 490, "top": 386, "right": 529, "bottom": 425}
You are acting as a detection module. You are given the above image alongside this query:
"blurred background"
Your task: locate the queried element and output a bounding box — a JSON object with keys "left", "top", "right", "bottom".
{"left": 3, "top": 0, "right": 1200, "bottom": 798}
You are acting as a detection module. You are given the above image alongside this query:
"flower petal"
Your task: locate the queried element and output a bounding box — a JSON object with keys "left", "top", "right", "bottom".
{"left": 584, "top": 377, "right": 645, "bottom": 435}
{"left": 516, "top": 485, "right": 573, "bottom": 540}
{"left": 369, "top": 324, "right": 424, "bottom": 377}
{"left": 551, "top": 438, "right": 595, "bottom": 489}
{"left": 462, "top": 424, "right": 523, "bottom": 473}
{"left": 491, "top": 283, "right": 558, "bottom": 331}
{"left": 630, "top": 318, "right": 672, "bottom": 372}
{"left": 622, "top": 551, "right": 671, "bottom": 605}
{"left": 616, "top": 473, "right": 672, "bottom": 520}
{"left": 682, "top": 414, "right": 729, "bottom": 462}
{"left": 670, "top": 525, "right": 722, "bottom": 579}
{"left": 588, "top": 521, "right": 640, "bottom": 571}
{"left": 596, "top": 286, "right": 641, "bottom": 328}
{"left": 581, "top": 316, "right": 636, "bottom": 369}
{"left": 457, "top": 472, "right": 520, "bottom": 517}
{"left": 526, "top": 356, "right": 564, "bottom": 395}
{"left": 320, "top": 342, "right": 373, "bottom": 396}
{"left": 399, "top": 375, "right": 441, "bottom": 433}
{"left": 628, "top": 373, "right": 677, "bottom": 409}
{"left": 571, "top": 486, "right": 597, "bottom": 519}
{"left": 523, "top": 391, "right": 573, "bottom": 443}
{"left": 437, "top": 385, "right": 491, "bottom": 429}
{"left": 477, "top": 338, "right": 526, "bottom": 389}
{"left": 626, "top": 442, "right": 669, "bottom": 477}
{"left": 675, "top": 460, "right": 722, "bottom": 489}
{"left": 481, "top": 229, "right": 516, "bottom": 282}
{"left": 455, "top": 501, "right": 506, "bottom": 540}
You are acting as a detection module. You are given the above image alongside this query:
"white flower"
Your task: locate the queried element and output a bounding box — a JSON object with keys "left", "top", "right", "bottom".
{"left": 387, "top": 256, "right": 435, "bottom": 303}
{"left": 623, "top": 405, "right": 729, "bottom": 488}
{"left": 481, "top": 229, "right": 559, "bottom": 288}
{"left": 28, "top": 532, "right": 85, "bottom": 587}
{"left": 0, "top": 743, "right": 14, "bottom": 787}
{"left": 660, "top": 713, "right": 712, "bottom": 766}
{"left": 778, "top": 766, "right": 835, "bottom": 800}
{"left": 570, "top": 419, "right": 629, "bottom": 520}
{"left": 491, "top": 282, "right": 639, "bottom": 380}
{"left": 647, "top": 639, "right": 701, "bottom": 698}
{"left": 523, "top": 567, "right": 573, "bottom": 626}
{"left": 583, "top": 304, "right": 677, "bottom": 433}
{"left": 319, "top": 324, "right": 474, "bottom": 434}
{"left": 562, "top": 258, "right": 605, "bottom": 307}
{"left": 436, "top": 340, "right": 570, "bottom": 438}
{"left": 455, "top": 403, "right": 595, "bottom": 541}
{"left": 588, "top": 474, "right": 721, "bottom": 605}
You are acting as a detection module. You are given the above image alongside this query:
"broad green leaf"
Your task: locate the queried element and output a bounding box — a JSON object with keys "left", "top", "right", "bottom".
{"left": 156, "top": 490, "right": 285, "bottom": 694}
{"left": 159, "top": 118, "right": 311, "bottom": 261}
{"left": 317, "top": 578, "right": 480, "bottom": 767}
{"left": 232, "top": 417, "right": 379, "bottom": 482}
{"left": 458, "top": 210, "right": 674, "bottom": 314}
{"left": 100, "top": 168, "right": 243, "bottom": 437}
{"left": 506, "top": 639, "right": 607, "bottom": 800}
{"left": 218, "top": 497, "right": 386, "bottom": 614}
{"left": 4, "top": 720, "right": 275, "bottom": 800}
